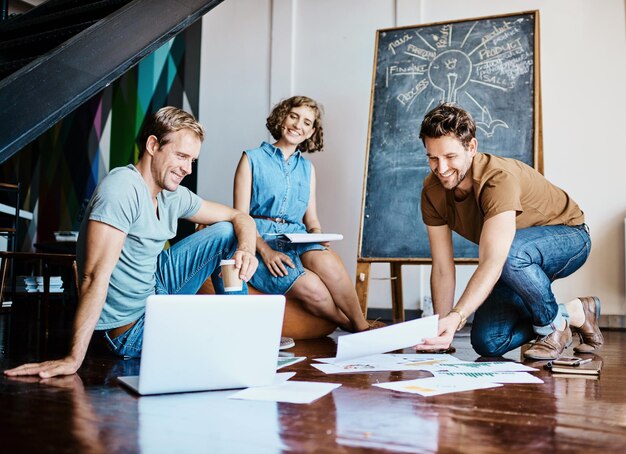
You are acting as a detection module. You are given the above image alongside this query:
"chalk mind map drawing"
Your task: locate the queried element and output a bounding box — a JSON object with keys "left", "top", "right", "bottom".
{"left": 380, "top": 14, "right": 534, "bottom": 139}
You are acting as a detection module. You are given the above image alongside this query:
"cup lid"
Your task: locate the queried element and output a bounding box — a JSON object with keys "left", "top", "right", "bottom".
{"left": 220, "top": 259, "right": 236, "bottom": 265}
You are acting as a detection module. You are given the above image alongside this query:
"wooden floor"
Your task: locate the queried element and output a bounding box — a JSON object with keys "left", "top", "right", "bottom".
{"left": 1, "top": 300, "right": 626, "bottom": 453}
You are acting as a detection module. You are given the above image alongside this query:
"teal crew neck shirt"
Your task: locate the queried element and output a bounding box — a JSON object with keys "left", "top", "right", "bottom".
{"left": 76, "top": 164, "right": 202, "bottom": 330}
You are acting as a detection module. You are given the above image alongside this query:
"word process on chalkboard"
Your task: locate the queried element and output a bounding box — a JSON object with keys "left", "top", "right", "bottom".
{"left": 358, "top": 11, "right": 541, "bottom": 261}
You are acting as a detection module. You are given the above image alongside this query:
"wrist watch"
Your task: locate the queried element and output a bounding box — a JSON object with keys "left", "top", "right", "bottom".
{"left": 448, "top": 307, "right": 467, "bottom": 331}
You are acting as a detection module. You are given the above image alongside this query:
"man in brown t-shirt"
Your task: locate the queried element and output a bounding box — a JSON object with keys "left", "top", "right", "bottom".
{"left": 413, "top": 103, "right": 603, "bottom": 360}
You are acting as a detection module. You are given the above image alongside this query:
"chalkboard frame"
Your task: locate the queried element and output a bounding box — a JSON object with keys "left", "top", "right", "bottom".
{"left": 357, "top": 10, "right": 543, "bottom": 263}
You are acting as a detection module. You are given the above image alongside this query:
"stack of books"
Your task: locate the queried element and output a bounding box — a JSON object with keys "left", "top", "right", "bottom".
{"left": 15, "top": 275, "right": 64, "bottom": 293}
{"left": 54, "top": 231, "right": 79, "bottom": 242}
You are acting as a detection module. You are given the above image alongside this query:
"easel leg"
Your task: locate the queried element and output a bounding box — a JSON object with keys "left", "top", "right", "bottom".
{"left": 355, "top": 261, "right": 371, "bottom": 318}
{"left": 390, "top": 262, "right": 404, "bottom": 323}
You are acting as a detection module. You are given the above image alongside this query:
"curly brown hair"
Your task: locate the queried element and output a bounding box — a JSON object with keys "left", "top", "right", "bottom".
{"left": 419, "top": 102, "right": 476, "bottom": 149}
{"left": 266, "top": 96, "right": 324, "bottom": 152}
{"left": 138, "top": 106, "right": 205, "bottom": 158}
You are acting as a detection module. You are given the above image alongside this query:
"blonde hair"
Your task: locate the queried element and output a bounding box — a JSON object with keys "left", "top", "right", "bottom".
{"left": 138, "top": 106, "right": 205, "bottom": 158}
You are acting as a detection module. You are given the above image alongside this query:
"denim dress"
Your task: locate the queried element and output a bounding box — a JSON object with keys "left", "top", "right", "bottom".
{"left": 246, "top": 142, "right": 325, "bottom": 294}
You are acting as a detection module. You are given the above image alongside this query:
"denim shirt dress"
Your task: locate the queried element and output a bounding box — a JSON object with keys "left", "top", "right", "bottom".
{"left": 245, "top": 142, "right": 325, "bottom": 294}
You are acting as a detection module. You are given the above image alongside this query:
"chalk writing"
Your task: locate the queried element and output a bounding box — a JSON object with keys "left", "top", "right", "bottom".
{"left": 396, "top": 79, "right": 430, "bottom": 106}
{"left": 405, "top": 44, "right": 436, "bottom": 60}
{"left": 388, "top": 33, "right": 414, "bottom": 55}
{"left": 478, "top": 38, "right": 523, "bottom": 60}
{"left": 389, "top": 63, "right": 428, "bottom": 76}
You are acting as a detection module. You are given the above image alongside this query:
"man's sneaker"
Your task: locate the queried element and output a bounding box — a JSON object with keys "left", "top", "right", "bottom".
{"left": 279, "top": 337, "right": 295, "bottom": 350}
{"left": 572, "top": 296, "right": 604, "bottom": 353}
{"left": 523, "top": 323, "right": 572, "bottom": 360}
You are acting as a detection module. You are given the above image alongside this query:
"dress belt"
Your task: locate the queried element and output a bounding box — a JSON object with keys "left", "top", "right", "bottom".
{"left": 251, "top": 214, "right": 288, "bottom": 224}
{"left": 107, "top": 320, "right": 138, "bottom": 339}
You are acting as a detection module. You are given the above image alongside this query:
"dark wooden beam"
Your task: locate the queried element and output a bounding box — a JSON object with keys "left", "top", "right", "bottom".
{"left": 0, "top": 0, "right": 224, "bottom": 164}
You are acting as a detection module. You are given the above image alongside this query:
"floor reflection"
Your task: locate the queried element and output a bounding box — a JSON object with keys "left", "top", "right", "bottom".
{"left": 136, "top": 389, "right": 285, "bottom": 453}
{"left": 5, "top": 373, "right": 135, "bottom": 453}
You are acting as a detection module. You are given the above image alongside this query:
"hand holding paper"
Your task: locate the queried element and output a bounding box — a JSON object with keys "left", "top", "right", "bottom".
{"left": 334, "top": 315, "right": 439, "bottom": 362}
{"left": 413, "top": 313, "right": 458, "bottom": 352}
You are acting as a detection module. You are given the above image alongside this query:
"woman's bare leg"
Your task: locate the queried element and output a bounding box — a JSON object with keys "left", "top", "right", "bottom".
{"left": 287, "top": 271, "right": 353, "bottom": 331}
{"left": 301, "top": 249, "right": 369, "bottom": 332}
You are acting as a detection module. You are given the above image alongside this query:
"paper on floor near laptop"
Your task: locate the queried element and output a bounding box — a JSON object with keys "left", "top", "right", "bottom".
{"left": 229, "top": 380, "right": 341, "bottom": 404}
{"left": 332, "top": 315, "right": 439, "bottom": 362}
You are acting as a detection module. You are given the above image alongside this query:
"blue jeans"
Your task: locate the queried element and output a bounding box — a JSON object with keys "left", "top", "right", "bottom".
{"left": 103, "top": 222, "right": 247, "bottom": 358}
{"left": 471, "top": 224, "right": 591, "bottom": 357}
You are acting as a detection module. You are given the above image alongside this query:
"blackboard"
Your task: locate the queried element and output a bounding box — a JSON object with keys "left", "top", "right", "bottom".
{"left": 358, "top": 11, "right": 541, "bottom": 261}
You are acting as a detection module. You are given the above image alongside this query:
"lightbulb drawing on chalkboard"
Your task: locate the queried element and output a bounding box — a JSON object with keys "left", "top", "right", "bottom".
{"left": 428, "top": 50, "right": 472, "bottom": 103}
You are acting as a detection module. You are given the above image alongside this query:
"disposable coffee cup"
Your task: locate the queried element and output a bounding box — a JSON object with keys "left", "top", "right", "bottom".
{"left": 220, "top": 259, "right": 243, "bottom": 291}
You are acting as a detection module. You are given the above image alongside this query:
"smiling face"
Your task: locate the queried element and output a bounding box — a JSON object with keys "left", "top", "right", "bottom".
{"left": 277, "top": 105, "right": 316, "bottom": 149}
{"left": 425, "top": 134, "right": 476, "bottom": 191}
{"left": 148, "top": 128, "right": 201, "bottom": 193}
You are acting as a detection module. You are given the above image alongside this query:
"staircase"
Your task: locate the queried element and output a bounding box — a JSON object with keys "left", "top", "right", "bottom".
{"left": 0, "top": 0, "right": 224, "bottom": 164}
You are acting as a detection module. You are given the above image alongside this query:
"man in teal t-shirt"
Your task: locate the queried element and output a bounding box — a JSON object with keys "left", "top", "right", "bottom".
{"left": 5, "top": 107, "right": 259, "bottom": 378}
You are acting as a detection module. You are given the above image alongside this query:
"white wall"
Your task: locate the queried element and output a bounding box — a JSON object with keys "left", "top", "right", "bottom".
{"left": 198, "top": 0, "right": 626, "bottom": 316}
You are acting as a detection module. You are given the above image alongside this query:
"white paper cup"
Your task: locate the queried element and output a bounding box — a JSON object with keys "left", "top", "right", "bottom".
{"left": 220, "top": 259, "right": 243, "bottom": 291}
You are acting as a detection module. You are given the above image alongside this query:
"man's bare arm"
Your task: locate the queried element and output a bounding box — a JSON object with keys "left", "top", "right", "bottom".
{"left": 427, "top": 224, "right": 456, "bottom": 316}
{"left": 450, "top": 210, "right": 516, "bottom": 322}
{"left": 4, "top": 221, "right": 126, "bottom": 378}
{"left": 189, "top": 200, "right": 258, "bottom": 281}
{"left": 417, "top": 211, "right": 516, "bottom": 350}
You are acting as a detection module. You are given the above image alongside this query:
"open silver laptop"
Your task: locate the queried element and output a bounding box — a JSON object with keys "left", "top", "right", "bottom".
{"left": 117, "top": 294, "right": 286, "bottom": 395}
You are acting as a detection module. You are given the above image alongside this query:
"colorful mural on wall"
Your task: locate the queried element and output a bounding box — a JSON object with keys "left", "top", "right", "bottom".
{"left": 0, "top": 22, "right": 202, "bottom": 250}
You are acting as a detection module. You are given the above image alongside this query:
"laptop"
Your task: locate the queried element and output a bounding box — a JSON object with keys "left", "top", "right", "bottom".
{"left": 117, "top": 294, "right": 286, "bottom": 395}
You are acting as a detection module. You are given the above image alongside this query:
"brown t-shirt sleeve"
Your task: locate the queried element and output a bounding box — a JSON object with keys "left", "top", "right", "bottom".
{"left": 421, "top": 183, "right": 447, "bottom": 226}
{"left": 478, "top": 170, "right": 523, "bottom": 220}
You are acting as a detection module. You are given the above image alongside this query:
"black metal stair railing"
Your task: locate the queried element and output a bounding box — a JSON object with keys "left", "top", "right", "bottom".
{"left": 0, "top": 0, "right": 135, "bottom": 80}
{"left": 0, "top": 0, "right": 224, "bottom": 164}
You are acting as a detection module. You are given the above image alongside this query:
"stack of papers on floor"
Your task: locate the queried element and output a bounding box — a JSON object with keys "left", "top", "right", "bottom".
{"left": 15, "top": 276, "right": 64, "bottom": 293}
{"left": 310, "top": 317, "right": 543, "bottom": 396}
{"left": 312, "top": 353, "right": 542, "bottom": 396}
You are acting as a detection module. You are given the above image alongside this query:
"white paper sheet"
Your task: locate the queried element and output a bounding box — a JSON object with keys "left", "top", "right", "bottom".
{"left": 373, "top": 376, "right": 502, "bottom": 396}
{"left": 283, "top": 233, "right": 343, "bottom": 243}
{"left": 272, "top": 372, "right": 296, "bottom": 383}
{"left": 419, "top": 361, "right": 538, "bottom": 373}
{"left": 433, "top": 371, "right": 544, "bottom": 384}
{"left": 311, "top": 353, "right": 462, "bottom": 374}
{"left": 333, "top": 315, "right": 439, "bottom": 362}
{"left": 228, "top": 381, "right": 341, "bottom": 404}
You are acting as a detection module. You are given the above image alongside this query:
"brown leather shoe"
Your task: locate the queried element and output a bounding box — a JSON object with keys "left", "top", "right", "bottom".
{"left": 523, "top": 324, "right": 572, "bottom": 360}
{"left": 572, "top": 296, "right": 604, "bottom": 353}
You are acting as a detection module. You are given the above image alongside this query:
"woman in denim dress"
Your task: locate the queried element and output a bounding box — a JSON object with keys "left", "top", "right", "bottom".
{"left": 234, "top": 96, "right": 372, "bottom": 334}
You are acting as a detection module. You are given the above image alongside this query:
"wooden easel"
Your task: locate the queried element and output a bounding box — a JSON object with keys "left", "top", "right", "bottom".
{"left": 356, "top": 260, "right": 418, "bottom": 324}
